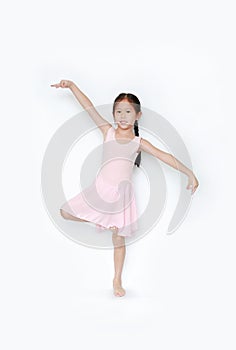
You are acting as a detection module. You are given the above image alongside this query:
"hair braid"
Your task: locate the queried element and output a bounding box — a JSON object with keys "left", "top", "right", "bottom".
{"left": 134, "top": 119, "right": 141, "bottom": 167}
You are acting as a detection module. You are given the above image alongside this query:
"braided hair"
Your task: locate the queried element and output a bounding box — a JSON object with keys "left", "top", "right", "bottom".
{"left": 112, "top": 93, "right": 142, "bottom": 167}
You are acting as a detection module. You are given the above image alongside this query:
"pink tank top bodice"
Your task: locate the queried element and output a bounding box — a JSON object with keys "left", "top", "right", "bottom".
{"left": 98, "top": 126, "right": 141, "bottom": 186}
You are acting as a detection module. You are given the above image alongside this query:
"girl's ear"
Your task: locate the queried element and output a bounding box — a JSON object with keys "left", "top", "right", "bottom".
{"left": 137, "top": 111, "right": 142, "bottom": 120}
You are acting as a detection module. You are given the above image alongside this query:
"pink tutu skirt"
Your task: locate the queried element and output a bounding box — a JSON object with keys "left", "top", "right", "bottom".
{"left": 60, "top": 174, "right": 138, "bottom": 237}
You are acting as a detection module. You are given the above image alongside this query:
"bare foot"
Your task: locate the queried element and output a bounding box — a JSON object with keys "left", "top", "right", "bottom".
{"left": 113, "top": 278, "right": 126, "bottom": 297}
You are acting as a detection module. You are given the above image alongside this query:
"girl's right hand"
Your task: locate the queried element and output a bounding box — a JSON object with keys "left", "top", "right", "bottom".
{"left": 50, "top": 80, "right": 73, "bottom": 89}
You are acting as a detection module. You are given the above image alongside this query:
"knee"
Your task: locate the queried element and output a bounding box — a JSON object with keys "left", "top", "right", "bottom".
{"left": 60, "top": 208, "right": 70, "bottom": 220}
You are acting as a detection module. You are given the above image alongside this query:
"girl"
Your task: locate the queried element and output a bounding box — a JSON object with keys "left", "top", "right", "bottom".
{"left": 51, "top": 80, "right": 199, "bottom": 297}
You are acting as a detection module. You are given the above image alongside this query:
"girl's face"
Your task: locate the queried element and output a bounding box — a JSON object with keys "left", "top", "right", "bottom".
{"left": 113, "top": 99, "right": 141, "bottom": 128}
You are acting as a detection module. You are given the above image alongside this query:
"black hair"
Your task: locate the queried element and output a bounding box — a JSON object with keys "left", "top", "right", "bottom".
{"left": 112, "top": 93, "right": 142, "bottom": 167}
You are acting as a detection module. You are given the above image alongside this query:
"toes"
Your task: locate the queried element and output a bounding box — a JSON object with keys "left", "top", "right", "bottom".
{"left": 109, "top": 226, "right": 118, "bottom": 233}
{"left": 113, "top": 288, "right": 125, "bottom": 297}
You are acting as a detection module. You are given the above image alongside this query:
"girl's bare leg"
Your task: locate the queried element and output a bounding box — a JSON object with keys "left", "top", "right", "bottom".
{"left": 61, "top": 212, "right": 126, "bottom": 296}
{"left": 110, "top": 227, "right": 126, "bottom": 297}
{"left": 60, "top": 209, "right": 89, "bottom": 222}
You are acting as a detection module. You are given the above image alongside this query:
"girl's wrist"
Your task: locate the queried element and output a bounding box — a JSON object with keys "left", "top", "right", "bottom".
{"left": 69, "top": 81, "right": 75, "bottom": 89}
{"left": 187, "top": 170, "right": 194, "bottom": 178}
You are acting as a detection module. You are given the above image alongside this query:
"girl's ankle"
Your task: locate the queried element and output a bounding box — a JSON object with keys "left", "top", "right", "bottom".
{"left": 113, "top": 277, "right": 122, "bottom": 283}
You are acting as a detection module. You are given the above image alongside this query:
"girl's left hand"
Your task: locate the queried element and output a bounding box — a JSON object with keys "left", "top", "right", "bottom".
{"left": 187, "top": 173, "right": 199, "bottom": 194}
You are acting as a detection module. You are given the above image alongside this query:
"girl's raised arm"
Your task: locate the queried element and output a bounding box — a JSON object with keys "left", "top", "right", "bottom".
{"left": 51, "top": 80, "right": 111, "bottom": 135}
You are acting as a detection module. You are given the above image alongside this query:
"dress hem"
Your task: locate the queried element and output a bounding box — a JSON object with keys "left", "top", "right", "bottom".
{"left": 60, "top": 208, "right": 137, "bottom": 237}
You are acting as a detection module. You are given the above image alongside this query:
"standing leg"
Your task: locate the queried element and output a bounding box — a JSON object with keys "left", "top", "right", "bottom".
{"left": 110, "top": 226, "right": 126, "bottom": 297}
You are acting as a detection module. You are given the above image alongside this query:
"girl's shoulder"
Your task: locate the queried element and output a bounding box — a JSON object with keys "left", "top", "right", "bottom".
{"left": 138, "top": 137, "right": 150, "bottom": 152}
{"left": 138, "top": 137, "right": 165, "bottom": 158}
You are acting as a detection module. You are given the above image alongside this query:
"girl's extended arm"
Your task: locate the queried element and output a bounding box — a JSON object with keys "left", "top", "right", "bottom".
{"left": 140, "top": 138, "right": 199, "bottom": 194}
{"left": 51, "top": 80, "right": 111, "bottom": 134}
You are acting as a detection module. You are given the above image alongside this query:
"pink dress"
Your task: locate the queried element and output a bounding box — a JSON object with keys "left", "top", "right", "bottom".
{"left": 60, "top": 125, "right": 141, "bottom": 237}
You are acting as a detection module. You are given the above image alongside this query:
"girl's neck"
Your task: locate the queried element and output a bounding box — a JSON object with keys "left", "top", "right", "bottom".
{"left": 116, "top": 125, "right": 134, "bottom": 137}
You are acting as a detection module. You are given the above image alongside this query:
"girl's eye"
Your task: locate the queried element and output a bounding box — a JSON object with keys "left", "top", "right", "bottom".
{"left": 116, "top": 110, "right": 130, "bottom": 113}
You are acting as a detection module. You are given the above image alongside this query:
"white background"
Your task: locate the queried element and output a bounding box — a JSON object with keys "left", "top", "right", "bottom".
{"left": 1, "top": 0, "right": 236, "bottom": 349}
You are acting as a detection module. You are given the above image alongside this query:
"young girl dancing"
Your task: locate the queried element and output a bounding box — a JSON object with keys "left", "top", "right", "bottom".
{"left": 51, "top": 80, "right": 199, "bottom": 297}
